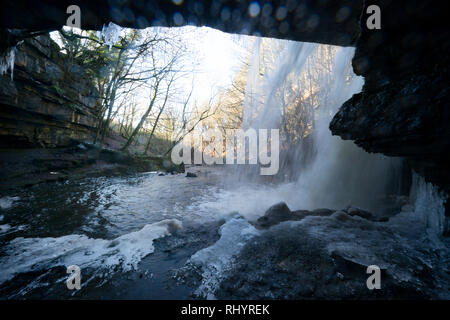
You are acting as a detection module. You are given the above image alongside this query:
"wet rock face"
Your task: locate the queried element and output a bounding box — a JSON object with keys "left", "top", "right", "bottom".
{"left": 330, "top": 1, "right": 450, "bottom": 196}
{"left": 1, "top": 1, "right": 362, "bottom": 47}
{"left": 216, "top": 215, "right": 449, "bottom": 299}
{"left": 330, "top": 69, "right": 450, "bottom": 194}
{"left": 255, "top": 202, "right": 336, "bottom": 229}
{"left": 256, "top": 202, "right": 300, "bottom": 228}
{"left": 0, "top": 35, "right": 99, "bottom": 148}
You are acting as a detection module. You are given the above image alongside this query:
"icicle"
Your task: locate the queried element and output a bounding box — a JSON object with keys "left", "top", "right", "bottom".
{"left": 0, "top": 45, "right": 17, "bottom": 81}
{"left": 410, "top": 173, "right": 448, "bottom": 237}
{"left": 97, "top": 22, "right": 122, "bottom": 49}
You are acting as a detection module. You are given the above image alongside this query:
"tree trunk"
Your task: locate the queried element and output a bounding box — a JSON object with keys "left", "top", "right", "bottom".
{"left": 122, "top": 78, "right": 162, "bottom": 151}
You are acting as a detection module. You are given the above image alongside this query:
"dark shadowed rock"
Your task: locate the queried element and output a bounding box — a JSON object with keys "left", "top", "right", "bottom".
{"left": 186, "top": 172, "right": 197, "bottom": 178}
{"left": 311, "top": 208, "right": 336, "bottom": 216}
{"left": 329, "top": 1, "right": 450, "bottom": 203}
{"left": 332, "top": 211, "right": 351, "bottom": 222}
{"left": 0, "top": 1, "right": 363, "bottom": 47}
{"left": 162, "top": 159, "right": 185, "bottom": 174}
{"left": 256, "top": 202, "right": 306, "bottom": 229}
{"left": 345, "top": 206, "right": 375, "bottom": 220}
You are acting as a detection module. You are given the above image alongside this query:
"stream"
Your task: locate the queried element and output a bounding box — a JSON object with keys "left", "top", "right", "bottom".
{"left": 0, "top": 166, "right": 449, "bottom": 299}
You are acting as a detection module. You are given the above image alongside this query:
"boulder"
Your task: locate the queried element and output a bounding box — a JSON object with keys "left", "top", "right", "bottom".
{"left": 345, "top": 207, "right": 375, "bottom": 220}
{"left": 162, "top": 159, "right": 185, "bottom": 173}
{"left": 332, "top": 211, "right": 351, "bottom": 222}
{"left": 186, "top": 172, "right": 197, "bottom": 178}
{"left": 255, "top": 202, "right": 307, "bottom": 229}
{"left": 401, "top": 204, "right": 415, "bottom": 213}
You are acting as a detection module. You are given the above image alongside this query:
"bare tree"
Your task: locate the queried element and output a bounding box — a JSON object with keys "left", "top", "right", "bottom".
{"left": 144, "top": 73, "right": 176, "bottom": 154}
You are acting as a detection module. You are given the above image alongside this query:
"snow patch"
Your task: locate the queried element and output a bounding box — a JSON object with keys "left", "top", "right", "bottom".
{"left": 187, "top": 215, "right": 259, "bottom": 299}
{"left": 0, "top": 219, "right": 182, "bottom": 285}
{"left": 0, "top": 196, "right": 20, "bottom": 210}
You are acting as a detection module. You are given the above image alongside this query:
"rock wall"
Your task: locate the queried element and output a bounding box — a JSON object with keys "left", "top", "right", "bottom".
{"left": 329, "top": 1, "right": 450, "bottom": 198}
{"left": 0, "top": 34, "right": 99, "bottom": 148}
{"left": 1, "top": 1, "right": 362, "bottom": 47}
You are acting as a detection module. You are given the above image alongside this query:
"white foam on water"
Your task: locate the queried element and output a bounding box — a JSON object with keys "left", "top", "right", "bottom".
{"left": 231, "top": 40, "right": 403, "bottom": 214}
{"left": 0, "top": 196, "right": 20, "bottom": 210}
{"left": 0, "top": 224, "right": 12, "bottom": 233}
{"left": 187, "top": 215, "right": 259, "bottom": 299}
{"left": 189, "top": 183, "right": 300, "bottom": 222}
{"left": 0, "top": 219, "right": 182, "bottom": 285}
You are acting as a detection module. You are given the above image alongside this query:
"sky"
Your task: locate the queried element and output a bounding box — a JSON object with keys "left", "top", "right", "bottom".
{"left": 50, "top": 25, "right": 254, "bottom": 121}
{"left": 176, "top": 26, "right": 250, "bottom": 104}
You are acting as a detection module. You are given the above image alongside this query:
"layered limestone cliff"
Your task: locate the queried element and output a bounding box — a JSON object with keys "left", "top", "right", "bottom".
{"left": 0, "top": 34, "right": 99, "bottom": 148}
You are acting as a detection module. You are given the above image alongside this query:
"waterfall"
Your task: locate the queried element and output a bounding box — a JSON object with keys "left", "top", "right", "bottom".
{"left": 232, "top": 39, "right": 405, "bottom": 214}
